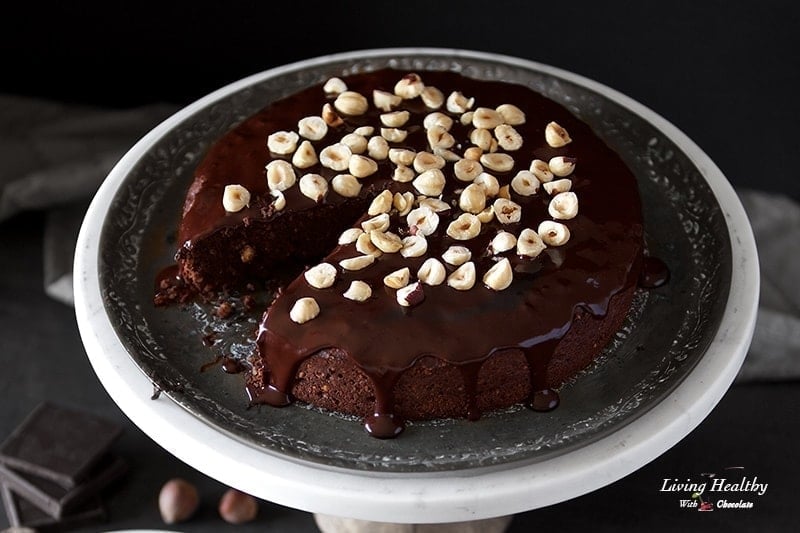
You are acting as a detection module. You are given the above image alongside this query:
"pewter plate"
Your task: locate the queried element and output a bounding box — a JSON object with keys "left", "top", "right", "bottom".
{"left": 98, "top": 51, "right": 731, "bottom": 472}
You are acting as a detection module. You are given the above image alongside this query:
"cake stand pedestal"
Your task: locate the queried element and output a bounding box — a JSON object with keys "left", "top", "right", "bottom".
{"left": 313, "top": 514, "right": 512, "bottom": 533}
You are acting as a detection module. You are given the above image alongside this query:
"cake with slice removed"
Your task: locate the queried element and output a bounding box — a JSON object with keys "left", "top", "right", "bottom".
{"left": 163, "top": 69, "right": 644, "bottom": 438}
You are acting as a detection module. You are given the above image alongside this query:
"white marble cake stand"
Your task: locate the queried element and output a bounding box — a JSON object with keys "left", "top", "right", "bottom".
{"left": 74, "top": 49, "right": 758, "bottom": 525}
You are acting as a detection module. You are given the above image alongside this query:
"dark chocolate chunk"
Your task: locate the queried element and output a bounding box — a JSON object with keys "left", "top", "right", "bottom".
{"left": 1, "top": 483, "right": 106, "bottom": 531}
{"left": 0, "top": 455, "right": 127, "bottom": 518}
{"left": 0, "top": 403, "right": 122, "bottom": 488}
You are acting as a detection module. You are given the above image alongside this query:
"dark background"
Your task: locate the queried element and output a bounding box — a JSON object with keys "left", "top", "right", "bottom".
{"left": 3, "top": 0, "right": 798, "bottom": 200}
{"left": 1, "top": 0, "right": 798, "bottom": 531}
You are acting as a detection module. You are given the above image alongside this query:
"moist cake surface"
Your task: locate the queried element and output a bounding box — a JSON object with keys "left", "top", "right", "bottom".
{"left": 164, "top": 69, "right": 644, "bottom": 437}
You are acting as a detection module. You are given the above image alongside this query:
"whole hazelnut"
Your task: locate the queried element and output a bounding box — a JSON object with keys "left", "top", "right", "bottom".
{"left": 219, "top": 488, "right": 259, "bottom": 524}
{"left": 158, "top": 478, "right": 199, "bottom": 524}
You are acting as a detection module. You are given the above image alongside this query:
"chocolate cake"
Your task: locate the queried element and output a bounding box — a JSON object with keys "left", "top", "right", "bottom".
{"left": 165, "top": 69, "right": 644, "bottom": 438}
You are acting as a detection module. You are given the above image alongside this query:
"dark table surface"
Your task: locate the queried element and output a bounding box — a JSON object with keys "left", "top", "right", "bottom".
{"left": 2, "top": 1, "right": 799, "bottom": 531}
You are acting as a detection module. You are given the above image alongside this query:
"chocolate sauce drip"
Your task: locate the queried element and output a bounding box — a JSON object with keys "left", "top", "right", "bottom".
{"left": 522, "top": 336, "right": 571, "bottom": 394}
{"left": 177, "top": 69, "right": 644, "bottom": 437}
{"left": 530, "top": 389, "right": 560, "bottom": 412}
{"left": 362, "top": 371, "right": 405, "bottom": 436}
{"left": 522, "top": 335, "right": 564, "bottom": 412}
{"left": 459, "top": 364, "right": 483, "bottom": 421}
{"left": 639, "top": 257, "right": 670, "bottom": 288}
{"left": 364, "top": 413, "right": 405, "bottom": 439}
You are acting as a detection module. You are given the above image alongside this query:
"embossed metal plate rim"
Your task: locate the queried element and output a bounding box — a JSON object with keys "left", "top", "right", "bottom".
{"left": 97, "top": 48, "right": 734, "bottom": 475}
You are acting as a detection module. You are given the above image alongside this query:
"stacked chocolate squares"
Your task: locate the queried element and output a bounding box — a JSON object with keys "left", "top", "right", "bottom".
{"left": 0, "top": 403, "right": 126, "bottom": 531}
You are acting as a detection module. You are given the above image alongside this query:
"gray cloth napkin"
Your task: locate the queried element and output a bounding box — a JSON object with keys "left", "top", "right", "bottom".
{"left": 1, "top": 94, "right": 797, "bottom": 382}
{"left": 0, "top": 94, "right": 176, "bottom": 303}
{"left": 736, "top": 191, "right": 800, "bottom": 382}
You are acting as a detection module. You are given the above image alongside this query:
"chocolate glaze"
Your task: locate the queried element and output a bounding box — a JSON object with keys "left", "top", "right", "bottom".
{"left": 175, "top": 69, "right": 643, "bottom": 436}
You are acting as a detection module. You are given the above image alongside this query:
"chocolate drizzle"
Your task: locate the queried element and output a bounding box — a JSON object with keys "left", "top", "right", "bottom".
{"left": 176, "top": 69, "right": 644, "bottom": 437}
{"left": 458, "top": 364, "right": 482, "bottom": 421}
{"left": 522, "top": 336, "right": 564, "bottom": 411}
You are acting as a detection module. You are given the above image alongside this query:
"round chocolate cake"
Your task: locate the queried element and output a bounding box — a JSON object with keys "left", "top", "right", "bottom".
{"left": 166, "top": 69, "right": 644, "bottom": 438}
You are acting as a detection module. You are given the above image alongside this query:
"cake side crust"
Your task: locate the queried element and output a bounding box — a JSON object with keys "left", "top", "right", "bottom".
{"left": 261, "top": 284, "right": 637, "bottom": 420}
